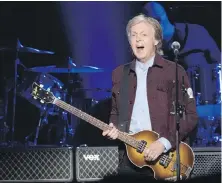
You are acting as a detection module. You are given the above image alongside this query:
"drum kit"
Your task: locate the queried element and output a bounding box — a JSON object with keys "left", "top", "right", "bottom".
{"left": 0, "top": 39, "right": 221, "bottom": 147}
{"left": 0, "top": 39, "right": 109, "bottom": 147}
{"left": 187, "top": 64, "right": 221, "bottom": 147}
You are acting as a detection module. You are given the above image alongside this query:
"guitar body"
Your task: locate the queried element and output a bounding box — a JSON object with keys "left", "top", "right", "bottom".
{"left": 125, "top": 130, "right": 195, "bottom": 180}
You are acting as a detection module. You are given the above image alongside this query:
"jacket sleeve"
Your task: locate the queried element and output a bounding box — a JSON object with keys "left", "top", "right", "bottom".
{"left": 169, "top": 66, "right": 199, "bottom": 149}
{"left": 109, "top": 70, "right": 119, "bottom": 126}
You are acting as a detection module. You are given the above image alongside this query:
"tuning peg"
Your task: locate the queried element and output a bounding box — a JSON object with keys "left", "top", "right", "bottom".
{"left": 33, "top": 96, "right": 37, "bottom": 100}
{"left": 40, "top": 84, "right": 44, "bottom": 88}
{"left": 40, "top": 100, "right": 45, "bottom": 103}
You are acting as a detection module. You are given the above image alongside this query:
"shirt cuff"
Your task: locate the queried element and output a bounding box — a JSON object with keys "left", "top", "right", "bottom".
{"left": 158, "top": 137, "right": 172, "bottom": 152}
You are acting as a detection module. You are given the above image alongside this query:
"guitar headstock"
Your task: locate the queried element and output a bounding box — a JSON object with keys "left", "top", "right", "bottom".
{"left": 31, "top": 82, "right": 56, "bottom": 104}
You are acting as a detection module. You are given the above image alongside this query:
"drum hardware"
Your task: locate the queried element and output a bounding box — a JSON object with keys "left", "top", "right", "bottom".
{"left": 0, "top": 39, "right": 55, "bottom": 54}
{"left": 194, "top": 116, "right": 221, "bottom": 147}
{"left": 19, "top": 64, "right": 105, "bottom": 146}
{"left": 21, "top": 58, "right": 104, "bottom": 145}
{"left": 0, "top": 122, "right": 9, "bottom": 146}
{"left": 28, "top": 65, "right": 105, "bottom": 73}
{"left": 0, "top": 98, "right": 9, "bottom": 146}
{"left": 194, "top": 103, "right": 221, "bottom": 147}
{"left": 25, "top": 108, "right": 49, "bottom": 146}
{"left": 0, "top": 39, "right": 55, "bottom": 146}
{"left": 44, "top": 110, "right": 73, "bottom": 146}
{"left": 61, "top": 111, "right": 68, "bottom": 145}
{"left": 187, "top": 64, "right": 221, "bottom": 105}
{"left": 75, "top": 88, "right": 111, "bottom": 92}
{"left": 193, "top": 67, "right": 201, "bottom": 100}
{"left": 23, "top": 83, "right": 70, "bottom": 146}
{"left": 1, "top": 41, "right": 104, "bottom": 146}
{"left": 66, "top": 57, "right": 78, "bottom": 145}
{"left": 17, "top": 72, "right": 65, "bottom": 114}
{"left": 24, "top": 107, "right": 71, "bottom": 146}
{"left": 187, "top": 66, "right": 201, "bottom": 105}
{"left": 1, "top": 79, "right": 11, "bottom": 145}
{"left": 213, "top": 92, "right": 221, "bottom": 104}
{"left": 213, "top": 64, "right": 221, "bottom": 104}
{"left": 196, "top": 93, "right": 210, "bottom": 105}
{"left": 27, "top": 56, "right": 105, "bottom": 74}
{"left": 195, "top": 92, "right": 202, "bottom": 105}
{"left": 34, "top": 109, "right": 49, "bottom": 146}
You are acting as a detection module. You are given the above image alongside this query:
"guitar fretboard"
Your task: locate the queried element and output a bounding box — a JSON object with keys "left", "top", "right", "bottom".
{"left": 54, "top": 99, "right": 139, "bottom": 149}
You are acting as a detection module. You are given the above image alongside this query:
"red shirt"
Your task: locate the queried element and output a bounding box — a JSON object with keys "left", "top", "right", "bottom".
{"left": 109, "top": 54, "right": 198, "bottom": 148}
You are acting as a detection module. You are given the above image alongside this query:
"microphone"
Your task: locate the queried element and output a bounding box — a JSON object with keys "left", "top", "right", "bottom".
{"left": 171, "top": 41, "right": 180, "bottom": 55}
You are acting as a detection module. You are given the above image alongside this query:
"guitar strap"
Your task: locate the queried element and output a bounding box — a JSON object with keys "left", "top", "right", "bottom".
{"left": 117, "top": 63, "right": 130, "bottom": 132}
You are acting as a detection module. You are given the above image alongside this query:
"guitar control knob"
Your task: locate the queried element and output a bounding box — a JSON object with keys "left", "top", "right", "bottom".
{"left": 40, "top": 100, "right": 45, "bottom": 103}
{"left": 33, "top": 96, "right": 37, "bottom": 100}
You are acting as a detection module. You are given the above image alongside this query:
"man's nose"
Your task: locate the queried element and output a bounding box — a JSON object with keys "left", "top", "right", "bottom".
{"left": 136, "top": 35, "right": 142, "bottom": 41}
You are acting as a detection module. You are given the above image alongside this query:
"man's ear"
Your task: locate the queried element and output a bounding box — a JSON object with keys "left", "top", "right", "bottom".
{"left": 154, "top": 40, "right": 159, "bottom": 46}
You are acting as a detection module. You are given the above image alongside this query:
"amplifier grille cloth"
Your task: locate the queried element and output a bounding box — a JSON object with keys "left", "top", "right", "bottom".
{"left": 76, "top": 146, "right": 119, "bottom": 182}
{"left": 0, "top": 147, "right": 73, "bottom": 182}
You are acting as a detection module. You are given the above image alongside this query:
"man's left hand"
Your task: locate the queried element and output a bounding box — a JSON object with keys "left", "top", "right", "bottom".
{"left": 144, "top": 140, "right": 165, "bottom": 161}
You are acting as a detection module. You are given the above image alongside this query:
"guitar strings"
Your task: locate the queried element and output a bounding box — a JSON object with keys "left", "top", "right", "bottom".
{"left": 54, "top": 99, "right": 190, "bottom": 171}
{"left": 55, "top": 99, "right": 140, "bottom": 148}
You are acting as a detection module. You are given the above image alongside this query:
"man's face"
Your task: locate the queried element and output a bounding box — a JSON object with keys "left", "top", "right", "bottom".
{"left": 129, "top": 21, "right": 158, "bottom": 62}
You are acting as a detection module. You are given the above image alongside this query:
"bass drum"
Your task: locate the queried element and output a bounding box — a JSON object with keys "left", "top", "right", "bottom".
{"left": 17, "top": 71, "right": 66, "bottom": 115}
{"left": 187, "top": 63, "right": 220, "bottom": 105}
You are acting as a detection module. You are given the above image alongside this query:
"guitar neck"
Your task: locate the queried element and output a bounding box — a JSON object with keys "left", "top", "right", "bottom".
{"left": 54, "top": 99, "right": 139, "bottom": 149}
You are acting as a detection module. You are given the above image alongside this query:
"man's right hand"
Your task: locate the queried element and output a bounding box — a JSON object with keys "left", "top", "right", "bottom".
{"left": 102, "top": 123, "right": 118, "bottom": 140}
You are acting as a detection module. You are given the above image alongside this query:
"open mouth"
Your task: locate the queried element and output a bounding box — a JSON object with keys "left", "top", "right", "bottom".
{"left": 136, "top": 46, "right": 144, "bottom": 51}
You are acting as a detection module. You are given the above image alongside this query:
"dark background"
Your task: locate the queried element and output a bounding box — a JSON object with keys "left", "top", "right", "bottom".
{"left": 0, "top": 1, "right": 220, "bottom": 146}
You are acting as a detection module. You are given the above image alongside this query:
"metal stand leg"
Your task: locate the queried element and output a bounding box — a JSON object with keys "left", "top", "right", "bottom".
{"left": 56, "top": 110, "right": 73, "bottom": 146}
{"left": 3, "top": 79, "right": 10, "bottom": 146}
{"left": 11, "top": 58, "right": 19, "bottom": 146}
{"left": 34, "top": 111, "right": 48, "bottom": 146}
{"left": 59, "top": 111, "right": 68, "bottom": 145}
{"left": 25, "top": 110, "right": 48, "bottom": 146}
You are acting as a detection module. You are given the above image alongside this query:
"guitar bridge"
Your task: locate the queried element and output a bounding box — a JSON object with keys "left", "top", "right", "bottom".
{"left": 185, "top": 166, "right": 192, "bottom": 177}
{"left": 137, "top": 140, "right": 147, "bottom": 153}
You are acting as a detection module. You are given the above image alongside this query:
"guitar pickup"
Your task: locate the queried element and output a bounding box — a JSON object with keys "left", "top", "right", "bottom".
{"left": 137, "top": 140, "right": 147, "bottom": 153}
{"left": 159, "top": 153, "right": 173, "bottom": 168}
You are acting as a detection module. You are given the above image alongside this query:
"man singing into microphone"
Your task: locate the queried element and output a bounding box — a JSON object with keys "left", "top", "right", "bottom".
{"left": 102, "top": 14, "right": 198, "bottom": 176}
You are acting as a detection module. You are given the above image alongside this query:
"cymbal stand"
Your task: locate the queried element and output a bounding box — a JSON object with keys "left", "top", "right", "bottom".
{"left": 3, "top": 79, "right": 11, "bottom": 145}
{"left": 10, "top": 39, "right": 28, "bottom": 146}
{"left": 10, "top": 39, "right": 20, "bottom": 146}
{"left": 65, "top": 57, "right": 76, "bottom": 144}
{"left": 25, "top": 107, "right": 48, "bottom": 146}
{"left": 34, "top": 109, "right": 48, "bottom": 145}
{"left": 60, "top": 110, "right": 68, "bottom": 145}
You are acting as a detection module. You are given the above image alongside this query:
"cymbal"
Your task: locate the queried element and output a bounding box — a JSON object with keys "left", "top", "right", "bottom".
{"left": 0, "top": 39, "right": 54, "bottom": 54}
{"left": 28, "top": 65, "right": 104, "bottom": 73}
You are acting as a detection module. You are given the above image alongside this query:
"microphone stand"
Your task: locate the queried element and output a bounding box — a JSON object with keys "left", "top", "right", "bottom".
{"left": 173, "top": 48, "right": 186, "bottom": 181}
